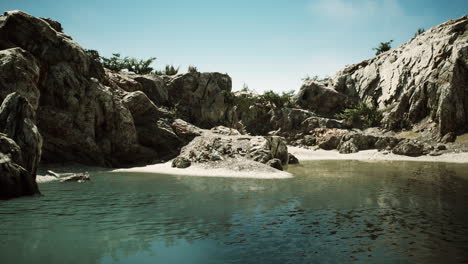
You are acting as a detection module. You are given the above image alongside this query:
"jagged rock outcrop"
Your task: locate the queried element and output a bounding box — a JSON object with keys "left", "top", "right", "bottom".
{"left": 0, "top": 93, "right": 41, "bottom": 199}
{"left": 106, "top": 70, "right": 169, "bottom": 105}
{"left": 0, "top": 93, "right": 42, "bottom": 176}
{"left": 0, "top": 48, "right": 40, "bottom": 110}
{"left": 293, "top": 81, "right": 349, "bottom": 115}
{"left": 0, "top": 10, "right": 184, "bottom": 166}
{"left": 165, "top": 72, "right": 232, "bottom": 128}
{"left": 329, "top": 16, "right": 468, "bottom": 137}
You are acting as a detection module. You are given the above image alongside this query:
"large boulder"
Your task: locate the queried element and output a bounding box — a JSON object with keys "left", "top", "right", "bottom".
{"left": 392, "top": 139, "right": 425, "bottom": 157}
{"left": 165, "top": 72, "right": 232, "bottom": 128}
{"left": 122, "top": 91, "right": 182, "bottom": 159}
{"left": 0, "top": 152, "right": 37, "bottom": 199}
{"left": 313, "top": 128, "right": 348, "bottom": 150}
{"left": 293, "top": 81, "right": 349, "bottom": 116}
{"left": 330, "top": 16, "right": 468, "bottom": 136}
{"left": 174, "top": 127, "right": 289, "bottom": 171}
{"left": 337, "top": 133, "right": 378, "bottom": 154}
{"left": 0, "top": 93, "right": 42, "bottom": 199}
{"left": 0, "top": 93, "right": 42, "bottom": 177}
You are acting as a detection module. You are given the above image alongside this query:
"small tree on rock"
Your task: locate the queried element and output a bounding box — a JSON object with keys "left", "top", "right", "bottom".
{"left": 373, "top": 40, "right": 393, "bottom": 56}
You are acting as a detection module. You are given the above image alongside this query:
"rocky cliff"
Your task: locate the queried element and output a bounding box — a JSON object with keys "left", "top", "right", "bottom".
{"left": 296, "top": 16, "right": 468, "bottom": 138}
{"left": 0, "top": 10, "right": 230, "bottom": 167}
{"left": 0, "top": 93, "right": 42, "bottom": 199}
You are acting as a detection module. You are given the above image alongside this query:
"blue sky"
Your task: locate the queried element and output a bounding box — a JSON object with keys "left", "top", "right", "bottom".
{"left": 2, "top": 0, "right": 467, "bottom": 92}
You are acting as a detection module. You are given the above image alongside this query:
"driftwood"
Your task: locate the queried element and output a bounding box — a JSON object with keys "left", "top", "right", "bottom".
{"left": 46, "top": 170, "right": 91, "bottom": 183}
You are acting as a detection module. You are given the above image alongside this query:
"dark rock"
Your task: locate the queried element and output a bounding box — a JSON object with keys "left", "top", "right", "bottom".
{"left": 288, "top": 153, "right": 299, "bottom": 164}
{"left": 338, "top": 140, "right": 359, "bottom": 154}
{"left": 313, "top": 128, "right": 348, "bottom": 150}
{"left": 267, "top": 136, "right": 289, "bottom": 165}
{"left": 0, "top": 153, "right": 37, "bottom": 199}
{"left": 0, "top": 93, "right": 42, "bottom": 178}
{"left": 266, "top": 158, "right": 283, "bottom": 171}
{"left": 374, "top": 136, "right": 401, "bottom": 150}
{"left": 303, "top": 135, "right": 316, "bottom": 146}
{"left": 0, "top": 92, "right": 42, "bottom": 199}
{"left": 441, "top": 132, "right": 456, "bottom": 143}
{"left": 392, "top": 140, "right": 425, "bottom": 157}
{"left": 338, "top": 133, "right": 378, "bottom": 154}
{"left": 40, "top": 17, "right": 63, "bottom": 32}
{"left": 171, "top": 119, "right": 202, "bottom": 142}
{"left": 436, "top": 144, "right": 447, "bottom": 150}
{"left": 172, "top": 157, "right": 191, "bottom": 168}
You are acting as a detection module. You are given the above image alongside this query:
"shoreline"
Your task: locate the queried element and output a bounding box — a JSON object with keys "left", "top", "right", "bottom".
{"left": 37, "top": 147, "right": 468, "bottom": 183}
{"left": 288, "top": 146, "right": 468, "bottom": 164}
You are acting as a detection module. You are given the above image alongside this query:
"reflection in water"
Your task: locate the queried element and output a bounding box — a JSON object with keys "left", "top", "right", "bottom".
{"left": 1, "top": 160, "right": 468, "bottom": 264}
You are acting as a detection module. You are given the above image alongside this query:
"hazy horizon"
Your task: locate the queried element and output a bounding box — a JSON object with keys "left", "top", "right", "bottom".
{"left": 2, "top": 0, "right": 467, "bottom": 92}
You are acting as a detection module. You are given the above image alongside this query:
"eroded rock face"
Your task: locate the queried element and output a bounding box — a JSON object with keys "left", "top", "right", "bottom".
{"left": 330, "top": 16, "right": 468, "bottom": 136}
{"left": 0, "top": 93, "right": 42, "bottom": 177}
{"left": 165, "top": 72, "right": 232, "bottom": 128}
{"left": 0, "top": 11, "right": 183, "bottom": 167}
{"left": 293, "top": 81, "right": 349, "bottom": 116}
{"left": 0, "top": 48, "right": 40, "bottom": 110}
{"left": 0, "top": 93, "right": 41, "bottom": 199}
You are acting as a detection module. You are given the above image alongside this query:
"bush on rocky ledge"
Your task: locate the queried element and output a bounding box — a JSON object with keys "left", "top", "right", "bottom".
{"left": 335, "top": 102, "right": 382, "bottom": 128}
{"left": 85, "top": 50, "right": 156, "bottom": 74}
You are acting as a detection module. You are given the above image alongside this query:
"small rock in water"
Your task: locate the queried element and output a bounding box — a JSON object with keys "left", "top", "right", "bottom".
{"left": 288, "top": 153, "right": 299, "bottom": 164}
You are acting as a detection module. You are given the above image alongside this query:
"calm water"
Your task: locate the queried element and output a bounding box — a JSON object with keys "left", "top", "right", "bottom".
{"left": 1, "top": 160, "right": 468, "bottom": 264}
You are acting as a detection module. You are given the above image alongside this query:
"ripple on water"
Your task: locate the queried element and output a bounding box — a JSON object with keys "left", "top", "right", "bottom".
{"left": 0, "top": 161, "right": 467, "bottom": 264}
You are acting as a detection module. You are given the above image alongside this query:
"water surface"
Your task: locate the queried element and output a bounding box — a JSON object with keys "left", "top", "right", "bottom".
{"left": 1, "top": 160, "right": 468, "bottom": 264}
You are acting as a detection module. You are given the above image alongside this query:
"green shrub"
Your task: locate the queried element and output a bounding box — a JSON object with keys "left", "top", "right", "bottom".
{"left": 154, "top": 65, "right": 179, "bottom": 75}
{"left": 85, "top": 49, "right": 100, "bottom": 62}
{"left": 124, "top": 57, "right": 156, "bottom": 74}
{"left": 301, "top": 75, "right": 329, "bottom": 83}
{"left": 259, "top": 90, "right": 295, "bottom": 108}
{"left": 100, "top": 53, "right": 126, "bottom": 72}
{"left": 88, "top": 51, "right": 157, "bottom": 74}
{"left": 373, "top": 40, "right": 393, "bottom": 55}
{"left": 188, "top": 65, "right": 198, "bottom": 73}
{"left": 413, "top": 28, "right": 425, "bottom": 39}
{"left": 335, "top": 102, "right": 382, "bottom": 128}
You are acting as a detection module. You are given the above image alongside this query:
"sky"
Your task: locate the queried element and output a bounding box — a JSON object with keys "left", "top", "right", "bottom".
{"left": 1, "top": 0, "right": 467, "bottom": 92}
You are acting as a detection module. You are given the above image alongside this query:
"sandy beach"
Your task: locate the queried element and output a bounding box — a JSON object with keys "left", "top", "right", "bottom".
{"left": 113, "top": 159, "right": 293, "bottom": 179}
{"left": 288, "top": 146, "right": 468, "bottom": 163}
{"left": 37, "top": 146, "right": 468, "bottom": 183}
